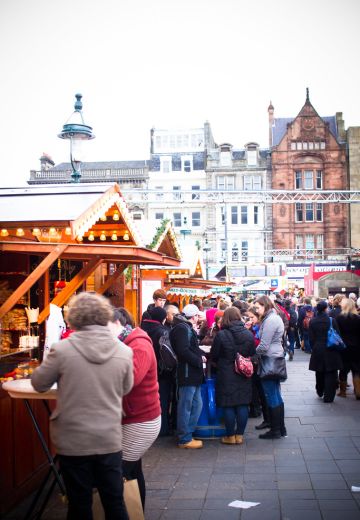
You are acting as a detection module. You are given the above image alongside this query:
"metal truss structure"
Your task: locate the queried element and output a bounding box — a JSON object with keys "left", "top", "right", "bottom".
{"left": 121, "top": 189, "right": 360, "bottom": 204}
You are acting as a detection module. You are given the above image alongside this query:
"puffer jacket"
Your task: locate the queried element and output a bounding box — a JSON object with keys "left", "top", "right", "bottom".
{"left": 211, "top": 320, "right": 256, "bottom": 407}
{"left": 169, "top": 314, "right": 204, "bottom": 387}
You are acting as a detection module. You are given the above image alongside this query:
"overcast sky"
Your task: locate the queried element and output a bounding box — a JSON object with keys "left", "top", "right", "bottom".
{"left": 1, "top": 0, "right": 359, "bottom": 187}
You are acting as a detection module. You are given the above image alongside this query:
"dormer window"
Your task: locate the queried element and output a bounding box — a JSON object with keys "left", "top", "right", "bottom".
{"left": 245, "top": 143, "right": 259, "bottom": 167}
{"left": 219, "top": 143, "right": 232, "bottom": 167}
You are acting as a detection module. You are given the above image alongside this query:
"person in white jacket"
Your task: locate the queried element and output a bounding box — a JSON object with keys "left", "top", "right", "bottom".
{"left": 32, "top": 292, "right": 133, "bottom": 520}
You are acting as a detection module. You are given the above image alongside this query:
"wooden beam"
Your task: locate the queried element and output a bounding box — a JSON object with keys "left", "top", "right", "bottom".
{"left": 38, "top": 256, "right": 103, "bottom": 324}
{"left": 97, "top": 264, "right": 126, "bottom": 295}
{"left": 0, "top": 244, "right": 68, "bottom": 319}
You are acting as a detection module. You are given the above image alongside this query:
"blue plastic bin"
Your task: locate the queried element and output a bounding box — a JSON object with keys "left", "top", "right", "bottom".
{"left": 194, "top": 377, "right": 226, "bottom": 439}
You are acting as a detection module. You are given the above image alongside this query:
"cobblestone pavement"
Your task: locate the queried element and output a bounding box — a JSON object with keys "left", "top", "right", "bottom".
{"left": 5, "top": 350, "right": 360, "bottom": 519}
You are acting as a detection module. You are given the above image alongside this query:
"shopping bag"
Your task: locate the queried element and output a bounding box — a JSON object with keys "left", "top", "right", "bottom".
{"left": 124, "top": 479, "right": 145, "bottom": 520}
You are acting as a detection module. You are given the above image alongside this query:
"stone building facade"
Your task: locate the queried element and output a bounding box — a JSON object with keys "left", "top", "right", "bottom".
{"left": 347, "top": 126, "right": 360, "bottom": 249}
{"left": 270, "top": 91, "right": 349, "bottom": 257}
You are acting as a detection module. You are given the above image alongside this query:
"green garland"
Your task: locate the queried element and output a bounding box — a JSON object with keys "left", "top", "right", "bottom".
{"left": 146, "top": 218, "right": 170, "bottom": 249}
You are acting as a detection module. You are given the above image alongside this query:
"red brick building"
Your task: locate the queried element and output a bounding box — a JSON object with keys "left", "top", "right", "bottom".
{"left": 269, "top": 90, "right": 349, "bottom": 257}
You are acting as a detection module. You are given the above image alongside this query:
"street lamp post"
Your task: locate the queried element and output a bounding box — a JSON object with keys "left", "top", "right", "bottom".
{"left": 203, "top": 238, "right": 211, "bottom": 280}
{"left": 58, "top": 93, "right": 95, "bottom": 183}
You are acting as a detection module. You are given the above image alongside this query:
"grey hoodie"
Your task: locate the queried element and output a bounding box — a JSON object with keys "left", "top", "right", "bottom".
{"left": 256, "top": 309, "right": 285, "bottom": 358}
{"left": 31, "top": 325, "right": 133, "bottom": 456}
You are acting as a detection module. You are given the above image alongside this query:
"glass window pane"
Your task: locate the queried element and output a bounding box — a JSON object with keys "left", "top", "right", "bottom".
{"left": 254, "top": 206, "right": 259, "bottom": 225}
{"left": 304, "top": 171, "right": 313, "bottom": 189}
{"left": 231, "top": 206, "right": 238, "bottom": 224}
{"left": 316, "top": 203, "right": 323, "bottom": 221}
{"left": 192, "top": 211, "right": 200, "bottom": 227}
{"left": 296, "top": 203, "right": 303, "bottom": 221}
{"left": 217, "top": 176, "right": 225, "bottom": 190}
{"left": 155, "top": 212, "right": 164, "bottom": 220}
{"left": 305, "top": 234, "right": 314, "bottom": 249}
{"left": 295, "top": 171, "right": 302, "bottom": 189}
{"left": 243, "top": 176, "right": 252, "bottom": 190}
{"left": 253, "top": 176, "right": 262, "bottom": 189}
{"left": 227, "top": 176, "right": 235, "bottom": 190}
{"left": 305, "top": 203, "right": 314, "bottom": 221}
{"left": 241, "top": 206, "right": 248, "bottom": 224}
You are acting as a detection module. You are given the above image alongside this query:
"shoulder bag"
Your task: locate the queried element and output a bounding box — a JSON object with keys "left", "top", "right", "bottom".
{"left": 258, "top": 355, "right": 287, "bottom": 382}
{"left": 326, "top": 317, "right": 346, "bottom": 352}
{"left": 225, "top": 329, "right": 254, "bottom": 378}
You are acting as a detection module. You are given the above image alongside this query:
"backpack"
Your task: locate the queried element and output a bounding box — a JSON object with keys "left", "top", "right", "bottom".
{"left": 158, "top": 330, "right": 178, "bottom": 371}
{"left": 288, "top": 309, "right": 297, "bottom": 328}
{"left": 303, "top": 309, "right": 314, "bottom": 330}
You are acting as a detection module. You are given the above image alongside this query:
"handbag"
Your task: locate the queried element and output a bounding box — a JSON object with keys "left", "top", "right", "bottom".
{"left": 258, "top": 355, "right": 287, "bottom": 382}
{"left": 234, "top": 352, "right": 254, "bottom": 378}
{"left": 327, "top": 317, "right": 346, "bottom": 352}
{"left": 92, "top": 479, "right": 144, "bottom": 520}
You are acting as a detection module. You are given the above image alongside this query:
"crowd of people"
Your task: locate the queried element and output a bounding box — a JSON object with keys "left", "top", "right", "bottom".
{"left": 30, "top": 288, "right": 360, "bottom": 519}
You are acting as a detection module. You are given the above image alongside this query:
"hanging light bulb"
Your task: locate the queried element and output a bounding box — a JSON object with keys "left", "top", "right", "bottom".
{"left": 65, "top": 227, "right": 72, "bottom": 236}
{"left": 16, "top": 228, "right": 25, "bottom": 237}
{"left": 1, "top": 229, "right": 9, "bottom": 237}
{"left": 77, "top": 235, "right": 83, "bottom": 242}
{"left": 111, "top": 231, "right": 118, "bottom": 241}
{"left": 32, "top": 228, "right": 41, "bottom": 237}
{"left": 99, "top": 214, "right": 107, "bottom": 221}
{"left": 123, "top": 230, "right": 129, "bottom": 241}
{"left": 112, "top": 210, "right": 120, "bottom": 221}
{"left": 100, "top": 231, "right": 106, "bottom": 241}
{"left": 88, "top": 232, "right": 95, "bottom": 242}
{"left": 49, "top": 227, "right": 57, "bottom": 236}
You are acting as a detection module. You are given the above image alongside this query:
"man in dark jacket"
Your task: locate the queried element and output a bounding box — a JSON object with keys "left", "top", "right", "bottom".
{"left": 141, "top": 306, "right": 176, "bottom": 436}
{"left": 141, "top": 288, "right": 167, "bottom": 322}
{"left": 169, "top": 304, "right": 205, "bottom": 449}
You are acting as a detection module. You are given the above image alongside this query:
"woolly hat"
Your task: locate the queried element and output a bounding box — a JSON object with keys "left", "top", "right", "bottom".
{"left": 182, "top": 304, "right": 200, "bottom": 318}
{"left": 214, "top": 310, "right": 224, "bottom": 319}
{"left": 149, "top": 306, "right": 167, "bottom": 323}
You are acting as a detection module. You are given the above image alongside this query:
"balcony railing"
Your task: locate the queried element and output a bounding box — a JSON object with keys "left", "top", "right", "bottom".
{"left": 28, "top": 168, "right": 149, "bottom": 183}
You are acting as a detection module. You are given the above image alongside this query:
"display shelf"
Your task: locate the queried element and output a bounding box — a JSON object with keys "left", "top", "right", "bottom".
{"left": 1, "top": 329, "right": 28, "bottom": 332}
{"left": 0, "top": 348, "right": 38, "bottom": 360}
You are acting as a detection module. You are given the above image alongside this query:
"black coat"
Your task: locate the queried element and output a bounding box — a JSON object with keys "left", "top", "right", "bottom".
{"left": 308, "top": 313, "right": 343, "bottom": 372}
{"left": 211, "top": 320, "right": 256, "bottom": 407}
{"left": 335, "top": 313, "right": 360, "bottom": 369}
{"left": 169, "top": 315, "right": 204, "bottom": 387}
{"left": 141, "top": 319, "right": 175, "bottom": 380}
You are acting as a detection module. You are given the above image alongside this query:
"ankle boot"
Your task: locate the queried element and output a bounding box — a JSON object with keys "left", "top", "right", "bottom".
{"left": 221, "top": 435, "right": 236, "bottom": 444}
{"left": 337, "top": 381, "right": 347, "bottom": 398}
{"left": 255, "top": 420, "right": 270, "bottom": 430}
{"left": 235, "top": 434, "right": 243, "bottom": 444}
{"left": 353, "top": 375, "right": 360, "bottom": 400}
{"left": 279, "top": 403, "right": 287, "bottom": 437}
{"left": 259, "top": 406, "right": 281, "bottom": 439}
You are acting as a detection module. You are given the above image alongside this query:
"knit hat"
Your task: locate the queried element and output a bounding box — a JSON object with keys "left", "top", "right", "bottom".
{"left": 214, "top": 310, "right": 224, "bottom": 319}
{"left": 149, "top": 306, "right": 167, "bottom": 323}
{"left": 182, "top": 304, "right": 200, "bottom": 318}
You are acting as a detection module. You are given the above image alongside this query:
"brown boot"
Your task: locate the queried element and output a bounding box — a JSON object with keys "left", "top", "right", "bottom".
{"left": 337, "top": 381, "right": 347, "bottom": 398}
{"left": 235, "top": 435, "right": 243, "bottom": 444}
{"left": 353, "top": 375, "right": 360, "bottom": 400}
{"left": 221, "top": 435, "right": 236, "bottom": 445}
{"left": 178, "top": 439, "right": 203, "bottom": 449}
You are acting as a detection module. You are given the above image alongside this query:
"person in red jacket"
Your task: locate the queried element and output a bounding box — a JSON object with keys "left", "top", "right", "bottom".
{"left": 110, "top": 307, "right": 161, "bottom": 513}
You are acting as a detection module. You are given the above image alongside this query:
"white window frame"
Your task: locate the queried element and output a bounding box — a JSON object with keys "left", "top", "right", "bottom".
{"left": 192, "top": 211, "right": 200, "bottom": 227}
{"left": 305, "top": 234, "right": 315, "bottom": 250}
{"left": 316, "top": 203, "right": 323, "bottom": 222}
{"left": 304, "top": 170, "right": 314, "bottom": 190}
{"left": 254, "top": 206, "right": 259, "bottom": 225}
{"left": 155, "top": 212, "right": 164, "bottom": 220}
{"left": 155, "top": 186, "right": 163, "bottom": 200}
{"left": 181, "top": 155, "right": 193, "bottom": 173}
{"left": 160, "top": 156, "right": 172, "bottom": 173}
{"left": 241, "top": 206, "right": 248, "bottom": 225}
{"left": 295, "top": 203, "right": 303, "bottom": 222}
{"left": 247, "top": 149, "right": 257, "bottom": 167}
{"left": 231, "top": 206, "right": 238, "bottom": 225}
{"left": 173, "top": 185, "right": 181, "bottom": 201}
{"left": 192, "top": 185, "right": 200, "bottom": 200}
{"left": 305, "top": 203, "right": 314, "bottom": 222}
{"left": 173, "top": 212, "right": 181, "bottom": 227}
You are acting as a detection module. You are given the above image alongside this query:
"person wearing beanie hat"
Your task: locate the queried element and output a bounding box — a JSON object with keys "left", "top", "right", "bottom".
{"left": 149, "top": 306, "right": 167, "bottom": 323}
{"left": 169, "top": 304, "right": 205, "bottom": 449}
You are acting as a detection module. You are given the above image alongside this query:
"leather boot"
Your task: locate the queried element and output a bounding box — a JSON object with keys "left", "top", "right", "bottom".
{"left": 259, "top": 406, "right": 281, "bottom": 439}
{"left": 235, "top": 435, "right": 243, "bottom": 444}
{"left": 353, "top": 375, "right": 360, "bottom": 400}
{"left": 337, "top": 381, "right": 347, "bottom": 398}
{"left": 279, "top": 403, "right": 287, "bottom": 437}
{"left": 221, "top": 435, "right": 236, "bottom": 445}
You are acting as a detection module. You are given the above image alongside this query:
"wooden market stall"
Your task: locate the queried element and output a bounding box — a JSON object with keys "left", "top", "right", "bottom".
{"left": 0, "top": 183, "right": 180, "bottom": 514}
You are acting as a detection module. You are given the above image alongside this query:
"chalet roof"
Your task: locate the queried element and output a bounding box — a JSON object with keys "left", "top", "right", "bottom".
{"left": 271, "top": 115, "right": 338, "bottom": 147}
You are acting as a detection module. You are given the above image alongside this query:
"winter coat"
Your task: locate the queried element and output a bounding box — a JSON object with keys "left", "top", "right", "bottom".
{"left": 141, "top": 318, "right": 175, "bottom": 380}
{"left": 169, "top": 314, "right": 204, "bottom": 387}
{"left": 308, "top": 313, "right": 343, "bottom": 372}
{"left": 141, "top": 303, "right": 155, "bottom": 321}
{"left": 211, "top": 320, "right": 256, "bottom": 407}
{"left": 335, "top": 313, "right": 360, "bottom": 369}
{"left": 31, "top": 325, "right": 133, "bottom": 456}
{"left": 329, "top": 305, "right": 342, "bottom": 319}
{"left": 121, "top": 327, "right": 161, "bottom": 424}
{"left": 256, "top": 310, "right": 285, "bottom": 358}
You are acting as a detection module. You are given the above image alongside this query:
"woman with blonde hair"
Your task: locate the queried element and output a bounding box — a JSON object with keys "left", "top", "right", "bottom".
{"left": 254, "top": 295, "right": 287, "bottom": 439}
{"left": 336, "top": 298, "right": 360, "bottom": 399}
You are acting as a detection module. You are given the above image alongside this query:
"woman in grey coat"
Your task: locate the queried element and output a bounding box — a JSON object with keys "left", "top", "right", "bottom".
{"left": 254, "top": 295, "right": 287, "bottom": 439}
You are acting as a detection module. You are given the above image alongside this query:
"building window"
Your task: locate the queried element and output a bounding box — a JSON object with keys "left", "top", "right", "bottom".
{"left": 305, "top": 234, "right": 315, "bottom": 250}
{"left": 160, "top": 156, "right": 172, "bottom": 173}
{"left": 316, "top": 203, "right": 323, "bottom": 221}
{"left": 295, "top": 234, "right": 303, "bottom": 251}
{"left": 217, "top": 176, "right": 225, "bottom": 190}
{"left": 244, "top": 176, "right": 252, "bottom": 191}
{"left": 241, "top": 241, "right": 248, "bottom": 262}
{"left": 253, "top": 176, "right": 262, "bottom": 190}
{"left": 232, "top": 243, "right": 239, "bottom": 262}
{"left": 305, "top": 203, "right": 314, "bottom": 221}
{"left": 295, "top": 171, "right": 302, "bottom": 189}
{"left": 181, "top": 156, "right": 193, "bottom": 172}
{"left": 226, "top": 176, "right": 235, "bottom": 190}
{"left": 241, "top": 206, "right": 248, "bottom": 224}
{"left": 254, "top": 206, "right": 259, "bottom": 225}
{"left": 218, "top": 175, "right": 235, "bottom": 190}
{"left": 173, "top": 186, "right": 181, "bottom": 200}
{"left": 231, "top": 206, "right": 238, "bottom": 225}
{"left": 244, "top": 175, "right": 261, "bottom": 190}
{"left": 133, "top": 213, "right": 142, "bottom": 221}
{"left": 247, "top": 149, "right": 257, "bottom": 166}
{"left": 220, "top": 151, "right": 231, "bottom": 167}
{"left": 316, "top": 170, "right": 323, "bottom": 189}
{"left": 192, "top": 185, "right": 200, "bottom": 200}
{"left": 192, "top": 211, "right": 200, "bottom": 227}
{"left": 317, "top": 234, "right": 324, "bottom": 250}
{"left": 173, "top": 212, "right": 181, "bottom": 227}
{"left": 295, "top": 203, "right": 303, "bottom": 222}
{"left": 155, "top": 186, "right": 163, "bottom": 200}
{"left": 155, "top": 212, "right": 164, "bottom": 220}
{"left": 304, "top": 170, "right": 314, "bottom": 189}
{"left": 221, "top": 206, "right": 225, "bottom": 225}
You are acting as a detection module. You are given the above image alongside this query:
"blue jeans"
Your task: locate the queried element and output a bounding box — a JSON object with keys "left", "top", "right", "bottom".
{"left": 223, "top": 405, "right": 249, "bottom": 436}
{"left": 287, "top": 328, "right": 295, "bottom": 354}
{"left": 177, "top": 385, "right": 203, "bottom": 444}
{"left": 261, "top": 379, "right": 283, "bottom": 408}
{"left": 303, "top": 330, "right": 311, "bottom": 353}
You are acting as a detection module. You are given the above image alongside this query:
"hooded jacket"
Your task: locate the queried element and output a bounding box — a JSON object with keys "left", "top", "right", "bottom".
{"left": 31, "top": 325, "right": 133, "bottom": 456}
{"left": 121, "top": 327, "right": 161, "bottom": 424}
{"left": 169, "top": 314, "right": 204, "bottom": 386}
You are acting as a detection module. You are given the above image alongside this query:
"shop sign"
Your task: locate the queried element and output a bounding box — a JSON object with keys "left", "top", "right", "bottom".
{"left": 314, "top": 265, "right": 346, "bottom": 273}
{"left": 270, "top": 279, "right": 278, "bottom": 288}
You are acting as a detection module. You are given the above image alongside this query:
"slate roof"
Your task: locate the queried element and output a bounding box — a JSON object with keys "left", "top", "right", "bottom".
{"left": 271, "top": 116, "right": 338, "bottom": 147}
